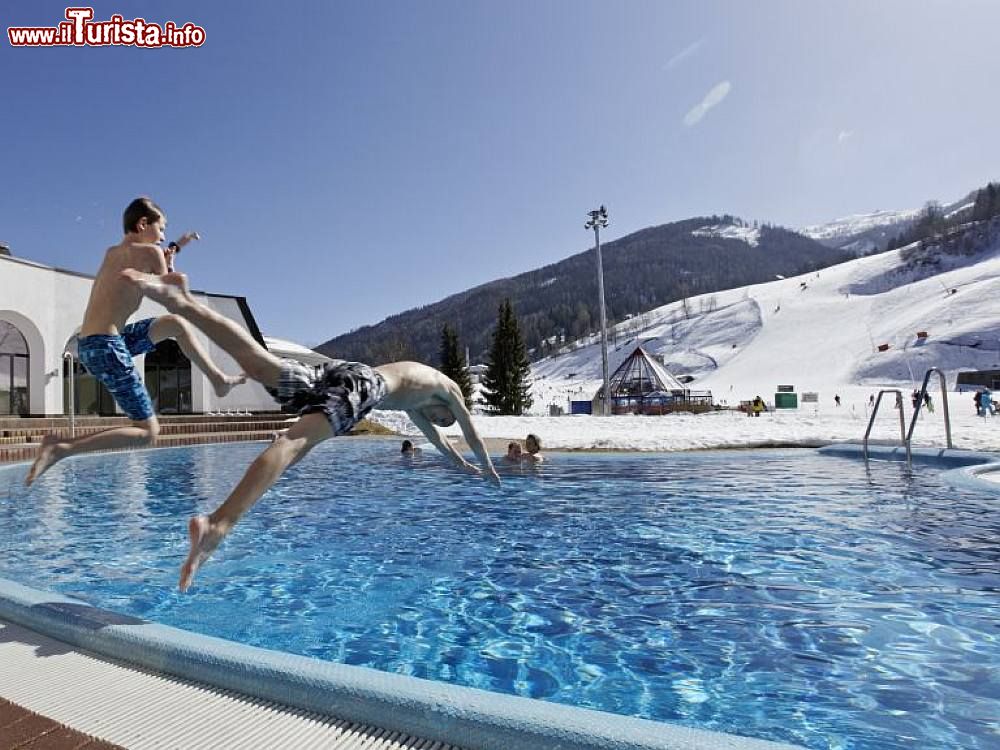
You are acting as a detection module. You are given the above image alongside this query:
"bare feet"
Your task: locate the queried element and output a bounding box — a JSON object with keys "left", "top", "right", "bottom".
{"left": 120, "top": 269, "right": 193, "bottom": 313}
{"left": 25, "top": 434, "right": 64, "bottom": 486}
{"left": 179, "top": 515, "right": 226, "bottom": 592}
{"left": 213, "top": 372, "right": 247, "bottom": 399}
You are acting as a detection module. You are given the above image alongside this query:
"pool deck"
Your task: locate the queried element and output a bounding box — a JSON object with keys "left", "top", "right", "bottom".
{"left": 0, "top": 617, "right": 460, "bottom": 750}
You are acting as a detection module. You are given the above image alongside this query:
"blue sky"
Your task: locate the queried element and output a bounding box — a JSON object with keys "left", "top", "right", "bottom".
{"left": 2, "top": 0, "right": 998, "bottom": 346}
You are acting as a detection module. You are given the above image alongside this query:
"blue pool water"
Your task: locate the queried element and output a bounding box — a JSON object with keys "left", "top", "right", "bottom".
{"left": 1, "top": 442, "right": 998, "bottom": 750}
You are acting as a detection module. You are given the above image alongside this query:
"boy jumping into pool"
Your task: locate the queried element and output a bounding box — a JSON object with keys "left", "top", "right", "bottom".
{"left": 121, "top": 268, "right": 500, "bottom": 591}
{"left": 25, "top": 197, "right": 246, "bottom": 486}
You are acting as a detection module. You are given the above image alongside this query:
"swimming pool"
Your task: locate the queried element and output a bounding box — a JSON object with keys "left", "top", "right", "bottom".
{"left": 1, "top": 442, "right": 997, "bottom": 749}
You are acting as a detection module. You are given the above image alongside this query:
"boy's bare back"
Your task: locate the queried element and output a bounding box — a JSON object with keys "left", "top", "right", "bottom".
{"left": 80, "top": 242, "right": 166, "bottom": 337}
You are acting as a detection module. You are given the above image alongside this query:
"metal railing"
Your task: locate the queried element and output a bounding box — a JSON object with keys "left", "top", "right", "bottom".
{"left": 863, "top": 369, "right": 954, "bottom": 464}
{"left": 906, "top": 367, "right": 953, "bottom": 449}
{"left": 863, "top": 389, "right": 910, "bottom": 463}
{"left": 63, "top": 351, "right": 76, "bottom": 438}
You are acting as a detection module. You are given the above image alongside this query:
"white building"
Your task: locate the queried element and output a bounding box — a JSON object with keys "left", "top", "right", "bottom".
{"left": 0, "top": 250, "right": 324, "bottom": 417}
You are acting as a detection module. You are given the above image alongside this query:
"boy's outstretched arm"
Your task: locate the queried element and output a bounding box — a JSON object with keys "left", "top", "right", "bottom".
{"left": 163, "top": 231, "right": 200, "bottom": 272}
{"left": 408, "top": 411, "right": 482, "bottom": 476}
{"left": 444, "top": 390, "right": 500, "bottom": 484}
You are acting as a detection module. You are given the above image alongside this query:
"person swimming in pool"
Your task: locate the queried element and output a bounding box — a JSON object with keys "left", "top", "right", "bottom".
{"left": 121, "top": 268, "right": 500, "bottom": 591}
{"left": 503, "top": 441, "right": 523, "bottom": 463}
{"left": 522, "top": 433, "right": 544, "bottom": 463}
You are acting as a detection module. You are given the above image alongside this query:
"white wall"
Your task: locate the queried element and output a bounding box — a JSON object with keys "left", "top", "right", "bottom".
{"left": 0, "top": 255, "right": 278, "bottom": 415}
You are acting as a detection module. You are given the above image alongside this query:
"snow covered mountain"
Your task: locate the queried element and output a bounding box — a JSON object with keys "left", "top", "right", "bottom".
{"left": 529, "top": 219, "right": 1000, "bottom": 413}
{"left": 799, "top": 194, "right": 977, "bottom": 257}
{"left": 799, "top": 208, "right": 921, "bottom": 256}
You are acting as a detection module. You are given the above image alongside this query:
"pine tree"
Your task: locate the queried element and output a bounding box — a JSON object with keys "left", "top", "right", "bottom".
{"left": 972, "top": 186, "right": 991, "bottom": 222}
{"left": 483, "top": 299, "right": 533, "bottom": 415}
{"left": 439, "top": 324, "right": 473, "bottom": 409}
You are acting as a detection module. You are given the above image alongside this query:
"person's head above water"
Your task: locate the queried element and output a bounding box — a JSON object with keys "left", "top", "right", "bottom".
{"left": 524, "top": 434, "right": 542, "bottom": 454}
{"left": 506, "top": 441, "right": 522, "bottom": 459}
{"left": 401, "top": 440, "right": 415, "bottom": 454}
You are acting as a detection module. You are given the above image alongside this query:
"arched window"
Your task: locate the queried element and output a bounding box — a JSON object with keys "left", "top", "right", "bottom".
{"left": 0, "top": 320, "right": 30, "bottom": 416}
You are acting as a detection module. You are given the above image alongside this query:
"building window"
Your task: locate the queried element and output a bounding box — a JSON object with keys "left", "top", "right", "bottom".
{"left": 145, "top": 339, "right": 192, "bottom": 414}
{"left": 64, "top": 355, "right": 116, "bottom": 415}
{"left": 0, "top": 320, "right": 29, "bottom": 416}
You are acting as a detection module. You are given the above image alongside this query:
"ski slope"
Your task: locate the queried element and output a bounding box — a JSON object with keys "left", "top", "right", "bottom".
{"left": 531, "top": 226, "right": 1000, "bottom": 408}
{"left": 370, "top": 223, "right": 1000, "bottom": 452}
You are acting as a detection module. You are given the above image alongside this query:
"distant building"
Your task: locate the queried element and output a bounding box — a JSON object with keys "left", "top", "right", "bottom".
{"left": 593, "top": 345, "right": 713, "bottom": 415}
{"left": 0, "top": 251, "right": 317, "bottom": 416}
{"left": 263, "top": 336, "right": 333, "bottom": 367}
{"left": 956, "top": 369, "right": 1000, "bottom": 391}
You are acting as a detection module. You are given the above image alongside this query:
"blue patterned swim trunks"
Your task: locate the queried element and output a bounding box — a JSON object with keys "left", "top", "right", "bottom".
{"left": 77, "top": 318, "right": 157, "bottom": 421}
{"left": 266, "top": 359, "right": 387, "bottom": 435}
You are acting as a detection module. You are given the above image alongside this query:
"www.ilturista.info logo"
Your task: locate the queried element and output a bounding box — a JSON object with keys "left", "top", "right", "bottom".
{"left": 8, "top": 7, "right": 205, "bottom": 48}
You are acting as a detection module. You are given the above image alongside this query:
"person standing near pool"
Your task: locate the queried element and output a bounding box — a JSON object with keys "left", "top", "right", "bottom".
{"left": 25, "top": 197, "right": 246, "bottom": 486}
{"left": 120, "top": 268, "right": 501, "bottom": 591}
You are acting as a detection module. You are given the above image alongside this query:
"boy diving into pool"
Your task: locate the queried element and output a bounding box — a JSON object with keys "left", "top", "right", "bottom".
{"left": 120, "top": 268, "right": 500, "bottom": 591}
{"left": 25, "top": 197, "right": 246, "bottom": 486}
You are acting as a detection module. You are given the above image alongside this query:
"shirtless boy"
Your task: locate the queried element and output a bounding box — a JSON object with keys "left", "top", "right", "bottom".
{"left": 121, "top": 269, "right": 500, "bottom": 591}
{"left": 25, "top": 197, "right": 245, "bottom": 485}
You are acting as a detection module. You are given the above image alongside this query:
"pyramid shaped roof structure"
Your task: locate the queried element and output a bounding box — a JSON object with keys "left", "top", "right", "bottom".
{"left": 603, "top": 345, "right": 686, "bottom": 398}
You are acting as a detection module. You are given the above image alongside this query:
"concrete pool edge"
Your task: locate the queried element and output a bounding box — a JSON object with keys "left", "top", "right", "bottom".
{"left": 942, "top": 462, "right": 1000, "bottom": 496}
{"left": 0, "top": 578, "right": 802, "bottom": 750}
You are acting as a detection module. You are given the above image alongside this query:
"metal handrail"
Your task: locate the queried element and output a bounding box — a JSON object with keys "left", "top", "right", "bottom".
{"left": 863, "top": 388, "right": 910, "bottom": 463}
{"left": 63, "top": 351, "right": 75, "bottom": 438}
{"left": 905, "top": 368, "right": 953, "bottom": 449}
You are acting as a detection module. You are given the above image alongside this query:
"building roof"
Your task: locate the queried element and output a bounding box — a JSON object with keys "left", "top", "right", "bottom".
{"left": 263, "top": 336, "right": 333, "bottom": 365}
{"left": 601, "top": 345, "right": 686, "bottom": 398}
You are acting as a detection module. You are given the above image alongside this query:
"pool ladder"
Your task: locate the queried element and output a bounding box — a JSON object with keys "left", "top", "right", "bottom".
{"left": 863, "top": 368, "right": 952, "bottom": 463}
{"left": 64, "top": 350, "right": 76, "bottom": 438}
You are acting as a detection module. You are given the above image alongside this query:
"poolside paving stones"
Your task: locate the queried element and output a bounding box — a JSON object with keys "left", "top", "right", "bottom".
{"left": 0, "top": 698, "right": 121, "bottom": 750}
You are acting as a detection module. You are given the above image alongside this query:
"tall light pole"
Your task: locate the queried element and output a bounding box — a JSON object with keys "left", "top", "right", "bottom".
{"left": 586, "top": 205, "right": 611, "bottom": 416}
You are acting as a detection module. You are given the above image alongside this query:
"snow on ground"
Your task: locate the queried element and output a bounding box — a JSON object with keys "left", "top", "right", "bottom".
{"left": 369, "top": 390, "right": 1000, "bottom": 453}
{"left": 690, "top": 223, "right": 760, "bottom": 246}
{"left": 370, "top": 223, "right": 1000, "bottom": 454}
{"left": 531, "top": 235, "right": 1000, "bottom": 409}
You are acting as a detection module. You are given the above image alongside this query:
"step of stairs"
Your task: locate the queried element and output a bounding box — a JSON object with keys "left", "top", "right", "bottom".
{"left": 0, "top": 412, "right": 287, "bottom": 430}
{"left": 0, "top": 413, "right": 296, "bottom": 465}
{"left": 0, "top": 430, "right": 283, "bottom": 465}
{"left": 2, "top": 420, "right": 293, "bottom": 440}
{"left": 0, "top": 415, "right": 394, "bottom": 465}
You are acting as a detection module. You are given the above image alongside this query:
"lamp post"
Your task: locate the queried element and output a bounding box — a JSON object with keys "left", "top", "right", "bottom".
{"left": 586, "top": 205, "right": 611, "bottom": 416}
